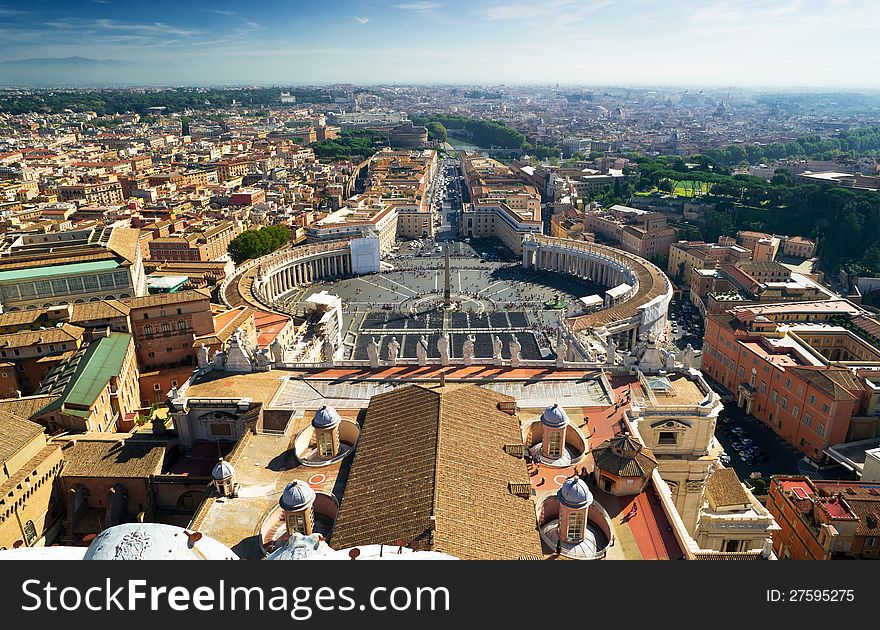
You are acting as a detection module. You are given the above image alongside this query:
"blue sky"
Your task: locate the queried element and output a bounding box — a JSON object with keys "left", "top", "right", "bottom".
{"left": 0, "top": 0, "right": 878, "bottom": 87}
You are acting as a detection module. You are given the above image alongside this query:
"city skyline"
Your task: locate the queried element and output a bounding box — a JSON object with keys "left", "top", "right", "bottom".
{"left": 1, "top": 0, "right": 879, "bottom": 88}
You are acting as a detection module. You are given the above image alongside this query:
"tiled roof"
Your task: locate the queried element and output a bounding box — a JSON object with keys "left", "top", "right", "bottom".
{"left": 0, "top": 323, "right": 84, "bottom": 349}
{"left": 591, "top": 434, "right": 657, "bottom": 478}
{"left": 60, "top": 438, "right": 165, "bottom": 478}
{"left": 122, "top": 288, "right": 212, "bottom": 310}
{"left": 330, "top": 384, "right": 543, "bottom": 559}
{"left": 787, "top": 367, "right": 858, "bottom": 402}
{"left": 0, "top": 413, "right": 44, "bottom": 466}
{"left": 71, "top": 299, "right": 131, "bottom": 321}
{"left": 0, "top": 395, "right": 59, "bottom": 421}
{"left": 706, "top": 468, "right": 751, "bottom": 508}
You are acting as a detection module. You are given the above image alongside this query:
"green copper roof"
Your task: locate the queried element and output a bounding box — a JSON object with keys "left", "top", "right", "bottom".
{"left": 37, "top": 333, "right": 132, "bottom": 417}
{"left": 0, "top": 259, "right": 120, "bottom": 283}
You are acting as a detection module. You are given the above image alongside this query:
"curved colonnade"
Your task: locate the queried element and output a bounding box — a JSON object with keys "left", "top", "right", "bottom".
{"left": 521, "top": 234, "right": 672, "bottom": 350}
{"left": 222, "top": 240, "right": 352, "bottom": 312}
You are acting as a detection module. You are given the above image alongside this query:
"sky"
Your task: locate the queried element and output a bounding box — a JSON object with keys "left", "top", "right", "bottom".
{"left": 0, "top": 0, "right": 878, "bottom": 88}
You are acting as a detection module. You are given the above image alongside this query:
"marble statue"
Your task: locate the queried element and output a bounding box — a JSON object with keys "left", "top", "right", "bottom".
{"left": 462, "top": 334, "right": 475, "bottom": 366}
{"left": 556, "top": 338, "right": 568, "bottom": 368}
{"left": 664, "top": 348, "right": 677, "bottom": 370}
{"left": 492, "top": 335, "right": 504, "bottom": 363}
{"left": 366, "top": 337, "right": 380, "bottom": 368}
{"left": 255, "top": 348, "right": 272, "bottom": 369}
{"left": 197, "top": 344, "right": 209, "bottom": 368}
{"left": 683, "top": 343, "right": 696, "bottom": 369}
{"left": 437, "top": 332, "right": 450, "bottom": 366}
{"left": 270, "top": 338, "right": 284, "bottom": 366}
{"left": 387, "top": 337, "right": 400, "bottom": 366}
{"left": 606, "top": 337, "right": 618, "bottom": 365}
{"left": 416, "top": 335, "right": 429, "bottom": 366}
{"left": 509, "top": 335, "right": 522, "bottom": 368}
{"left": 322, "top": 338, "right": 336, "bottom": 366}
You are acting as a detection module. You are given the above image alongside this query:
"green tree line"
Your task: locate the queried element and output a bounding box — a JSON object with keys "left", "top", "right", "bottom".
{"left": 0, "top": 87, "right": 333, "bottom": 116}
{"left": 228, "top": 225, "right": 291, "bottom": 265}
{"left": 309, "top": 129, "right": 387, "bottom": 160}
{"left": 632, "top": 155, "right": 880, "bottom": 275}
{"left": 411, "top": 114, "right": 525, "bottom": 148}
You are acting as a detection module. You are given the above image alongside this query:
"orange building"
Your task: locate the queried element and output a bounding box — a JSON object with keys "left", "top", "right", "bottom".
{"left": 767, "top": 476, "right": 880, "bottom": 560}
{"left": 702, "top": 302, "right": 867, "bottom": 461}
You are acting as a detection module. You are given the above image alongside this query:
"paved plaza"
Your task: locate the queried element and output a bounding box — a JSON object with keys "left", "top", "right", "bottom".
{"left": 281, "top": 240, "right": 606, "bottom": 361}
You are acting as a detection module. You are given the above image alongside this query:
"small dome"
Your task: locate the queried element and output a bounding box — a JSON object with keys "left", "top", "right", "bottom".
{"left": 557, "top": 476, "right": 593, "bottom": 509}
{"left": 541, "top": 403, "right": 569, "bottom": 428}
{"left": 279, "top": 480, "right": 316, "bottom": 512}
{"left": 311, "top": 405, "right": 342, "bottom": 430}
{"left": 211, "top": 458, "right": 235, "bottom": 481}
{"left": 83, "top": 523, "right": 238, "bottom": 560}
{"left": 267, "top": 532, "right": 332, "bottom": 560}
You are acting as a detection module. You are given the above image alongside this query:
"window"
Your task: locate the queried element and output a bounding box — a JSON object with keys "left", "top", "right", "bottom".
{"left": 809, "top": 394, "right": 816, "bottom": 405}
{"left": 817, "top": 424, "right": 826, "bottom": 437}
{"left": 658, "top": 432, "right": 678, "bottom": 446}
{"left": 781, "top": 397, "right": 788, "bottom": 410}
{"left": 759, "top": 383, "right": 766, "bottom": 393}
{"left": 822, "top": 403, "right": 831, "bottom": 414}
{"left": 144, "top": 324, "right": 153, "bottom": 335}
{"left": 771, "top": 390, "right": 778, "bottom": 402}
{"left": 177, "top": 320, "right": 187, "bottom": 331}
{"left": 566, "top": 511, "right": 584, "bottom": 542}
{"left": 724, "top": 540, "right": 743, "bottom": 553}
{"left": 547, "top": 431, "right": 562, "bottom": 458}
{"left": 287, "top": 512, "right": 307, "bottom": 535}
{"left": 803, "top": 414, "right": 812, "bottom": 427}
{"left": 317, "top": 431, "right": 334, "bottom": 459}
{"left": 867, "top": 537, "right": 877, "bottom": 547}
{"left": 792, "top": 406, "right": 799, "bottom": 419}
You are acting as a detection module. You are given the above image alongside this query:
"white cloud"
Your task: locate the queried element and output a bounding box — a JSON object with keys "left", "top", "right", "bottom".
{"left": 354, "top": 16, "right": 371, "bottom": 24}
{"left": 393, "top": 2, "right": 441, "bottom": 11}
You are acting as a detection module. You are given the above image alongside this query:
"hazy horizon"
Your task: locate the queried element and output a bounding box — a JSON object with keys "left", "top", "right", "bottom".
{"left": 0, "top": 0, "right": 878, "bottom": 89}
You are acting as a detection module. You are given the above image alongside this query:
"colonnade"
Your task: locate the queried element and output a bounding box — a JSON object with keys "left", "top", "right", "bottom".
{"left": 260, "top": 251, "right": 352, "bottom": 302}
{"left": 522, "top": 235, "right": 638, "bottom": 292}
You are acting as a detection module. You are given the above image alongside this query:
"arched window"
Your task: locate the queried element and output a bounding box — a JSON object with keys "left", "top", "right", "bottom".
{"left": 161, "top": 322, "right": 170, "bottom": 333}
{"left": 144, "top": 324, "right": 153, "bottom": 336}
{"left": 177, "top": 320, "right": 187, "bottom": 332}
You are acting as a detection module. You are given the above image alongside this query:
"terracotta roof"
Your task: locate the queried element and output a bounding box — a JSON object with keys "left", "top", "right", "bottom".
{"left": 0, "top": 323, "right": 84, "bottom": 349}
{"left": 0, "top": 310, "right": 44, "bottom": 328}
{"left": 787, "top": 367, "right": 859, "bottom": 402}
{"left": 0, "top": 413, "right": 44, "bottom": 466}
{"left": 71, "top": 299, "right": 131, "bottom": 321}
{"left": 0, "top": 394, "right": 59, "bottom": 421}
{"left": 591, "top": 434, "right": 657, "bottom": 478}
{"left": 105, "top": 226, "right": 142, "bottom": 264}
{"left": 122, "top": 288, "right": 212, "bottom": 310}
{"left": 60, "top": 438, "right": 165, "bottom": 478}
{"left": 706, "top": 468, "right": 751, "bottom": 508}
{"left": 330, "top": 384, "right": 542, "bottom": 559}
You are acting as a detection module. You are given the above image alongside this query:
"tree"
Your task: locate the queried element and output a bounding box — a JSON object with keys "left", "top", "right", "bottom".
{"left": 227, "top": 226, "right": 291, "bottom": 264}
{"left": 425, "top": 122, "right": 447, "bottom": 143}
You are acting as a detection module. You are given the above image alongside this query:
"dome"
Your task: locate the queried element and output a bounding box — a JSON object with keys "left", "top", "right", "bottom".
{"left": 267, "top": 532, "right": 332, "bottom": 560}
{"left": 311, "top": 405, "right": 342, "bottom": 430}
{"left": 541, "top": 403, "right": 569, "bottom": 428}
{"left": 82, "top": 523, "right": 238, "bottom": 560}
{"left": 211, "top": 458, "right": 235, "bottom": 481}
{"left": 279, "top": 480, "right": 316, "bottom": 512}
{"left": 557, "top": 476, "right": 593, "bottom": 509}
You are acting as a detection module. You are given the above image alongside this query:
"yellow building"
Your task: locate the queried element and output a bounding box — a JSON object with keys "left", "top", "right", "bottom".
{"left": 0, "top": 412, "right": 64, "bottom": 550}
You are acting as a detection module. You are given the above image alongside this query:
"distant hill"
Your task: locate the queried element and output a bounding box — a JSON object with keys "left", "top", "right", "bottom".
{"left": 0, "top": 57, "right": 140, "bottom": 87}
